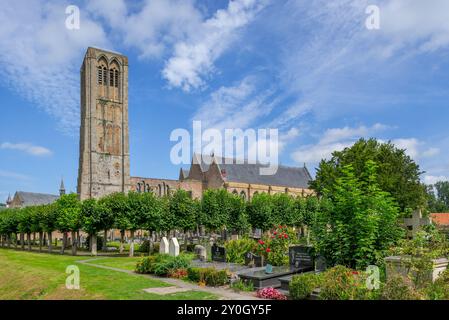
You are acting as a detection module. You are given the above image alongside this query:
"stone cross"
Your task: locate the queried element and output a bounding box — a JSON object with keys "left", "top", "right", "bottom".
{"left": 160, "top": 237, "right": 169, "bottom": 255}
{"left": 169, "top": 237, "right": 180, "bottom": 257}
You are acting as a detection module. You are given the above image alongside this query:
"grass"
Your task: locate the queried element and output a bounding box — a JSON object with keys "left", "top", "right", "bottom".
{"left": 89, "top": 256, "right": 144, "bottom": 271}
{"left": 0, "top": 248, "right": 217, "bottom": 300}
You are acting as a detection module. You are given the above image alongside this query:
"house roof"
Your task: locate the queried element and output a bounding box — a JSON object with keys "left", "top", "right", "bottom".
{"left": 193, "top": 153, "right": 312, "bottom": 189}
{"left": 430, "top": 213, "right": 449, "bottom": 226}
{"left": 14, "top": 191, "right": 59, "bottom": 207}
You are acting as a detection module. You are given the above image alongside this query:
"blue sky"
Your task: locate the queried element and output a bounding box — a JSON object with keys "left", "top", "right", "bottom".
{"left": 1, "top": 0, "right": 449, "bottom": 202}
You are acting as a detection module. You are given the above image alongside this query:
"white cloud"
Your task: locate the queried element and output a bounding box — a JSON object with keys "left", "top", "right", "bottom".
{"left": 162, "top": 0, "right": 267, "bottom": 91}
{"left": 0, "top": 170, "right": 31, "bottom": 181}
{"left": 0, "top": 142, "right": 52, "bottom": 156}
{"left": 321, "top": 123, "right": 390, "bottom": 145}
{"left": 0, "top": 0, "right": 109, "bottom": 134}
{"left": 192, "top": 76, "right": 275, "bottom": 130}
{"left": 424, "top": 175, "right": 449, "bottom": 185}
{"left": 292, "top": 141, "right": 353, "bottom": 164}
{"left": 390, "top": 138, "right": 420, "bottom": 159}
{"left": 87, "top": 0, "right": 202, "bottom": 59}
{"left": 292, "top": 123, "right": 390, "bottom": 164}
{"left": 422, "top": 147, "right": 440, "bottom": 158}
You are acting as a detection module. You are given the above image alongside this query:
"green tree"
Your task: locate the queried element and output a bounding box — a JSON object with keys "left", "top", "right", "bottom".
{"left": 272, "top": 193, "right": 295, "bottom": 227}
{"left": 200, "top": 189, "right": 230, "bottom": 232}
{"left": 39, "top": 203, "right": 57, "bottom": 253}
{"left": 314, "top": 161, "right": 404, "bottom": 269}
{"left": 55, "top": 193, "right": 81, "bottom": 255}
{"left": 427, "top": 181, "right": 449, "bottom": 212}
{"left": 247, "top": 193, "right": 274, "bottom": 232}
{"left": 227, "top": 193, "right": 249, "bottom": 234}
{"left": 311, "top": 138, "right": 426, "bottom": 214}
{"left": 103, "top": 192, "right": 131, "bottom": 253}
{"left": 18, "top": 207, "right": 33, "bottom": 250}
{"left": 80, "top": 198, "right": 107, "bottom": 255}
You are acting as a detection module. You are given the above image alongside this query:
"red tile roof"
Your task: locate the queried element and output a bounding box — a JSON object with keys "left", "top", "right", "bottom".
{"left": 430, "top": 213, "right": 449, "bottom": 226}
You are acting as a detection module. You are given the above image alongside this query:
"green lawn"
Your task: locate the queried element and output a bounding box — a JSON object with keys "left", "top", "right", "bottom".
{"left": 0, "top": 249, "right": 217, "bottom": 300}
{"left": 88, "top": 256, "right": 143, "bottom": 271}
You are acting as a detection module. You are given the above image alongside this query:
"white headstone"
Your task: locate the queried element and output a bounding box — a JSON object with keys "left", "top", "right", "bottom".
{"left": 160, "top": 237, "right": 169, "bottom": 254}
{"left": 169, "top": 237, "right": 180, "bottom": 257}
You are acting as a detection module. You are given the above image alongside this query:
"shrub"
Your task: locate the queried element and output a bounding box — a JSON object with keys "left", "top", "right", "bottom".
{"left": 135, "top": 255, "right": 157, "bottom": 274}
{"left": 187, "top": 267, "right": 229, "bottom": 287}
{"left": 319, "top": 266, "right": 376, "bottom": 300}
{"left": 230, "top": 279, "right": 254, "bottom": 292}
{"left": 289, "top": 272, "right": 322, "bottom": 300}
{"left": 225, "top": 238, "right": 255, "bottom": 264}
{"left": 168, "top": 268, "right": 188, "bottom": 279}
{"left": 381, "top": 274, "right": 422, "bottom": 300}
{"left": 256, "top": 287, "right": 287, "bottom": 300}
{"left": 135, "top": 254, "right": 192, "bottom": 276}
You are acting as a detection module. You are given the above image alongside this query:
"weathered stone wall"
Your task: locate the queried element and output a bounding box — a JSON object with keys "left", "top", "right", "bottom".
{"left": 77, "top": 47, "right": 131, "bottom": 200}
{"left": 130, "top": 177, "right": 203, "bottom": 199}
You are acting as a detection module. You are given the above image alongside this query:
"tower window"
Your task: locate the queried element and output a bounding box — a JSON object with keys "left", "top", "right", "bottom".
{"left": 109, "top": 69, "right": 114, "bottom": 86}
{"left": 103, "top": 67, "right": 107, "bottom": 85}
{"left": 114, "top": 70, "right": 119, "bottom": 88}
{"left": 97, "top": 67, "right": 103, "bottom": 85}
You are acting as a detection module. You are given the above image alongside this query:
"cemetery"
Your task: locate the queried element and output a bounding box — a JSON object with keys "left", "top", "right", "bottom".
{"left": 1, "top": 153, "right": 449, "bottom": 300}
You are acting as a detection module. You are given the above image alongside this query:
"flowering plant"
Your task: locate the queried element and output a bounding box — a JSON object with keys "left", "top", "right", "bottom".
{"left": 266, "top": 225, "right": 294, "bottom": 266}
{"left": 254, "top": 239, "right": 271, "bottom": 258}
{"left": 256, "top": 287, "right": 287, "bottom": 300}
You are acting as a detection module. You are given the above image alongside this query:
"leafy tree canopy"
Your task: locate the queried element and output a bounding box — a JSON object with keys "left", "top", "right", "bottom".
{"left": 310, "top": 138, "right": 427, "bottom": 214}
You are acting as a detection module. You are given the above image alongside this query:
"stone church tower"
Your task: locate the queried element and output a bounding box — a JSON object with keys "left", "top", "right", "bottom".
{"left": 77, "top": 47, "right": 130, "bottom": 200}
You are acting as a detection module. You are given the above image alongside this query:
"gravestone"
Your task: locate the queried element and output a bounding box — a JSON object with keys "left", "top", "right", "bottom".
{"left": 315, "top": 255, "right": 327, "bottom": 272}
{"left": 289, "top": 245, "right": 315, "bottom": 270}
{"left": 169, "top": 237, "right": 180, "bottom": 257}
{"left": 245, "top": 252, "right": 265, "bottom": 267}
{"left": 253, "top": 228, "right": 262, "bottom": 239}
{"left": 194, "top": 245, "right": 207, "bottom": 261}
{"left": 211, "top": 243, "right": 226, "bottom": 262}
{"left": 160, "top": 237, "right": 169, "bottom": 254}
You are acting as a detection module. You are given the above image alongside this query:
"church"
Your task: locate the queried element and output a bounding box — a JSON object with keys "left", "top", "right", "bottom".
{"left": 8, "top": 47, "right": 313, "bottom": 208}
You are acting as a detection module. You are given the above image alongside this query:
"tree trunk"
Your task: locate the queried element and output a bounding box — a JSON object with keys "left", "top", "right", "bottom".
{"left": 149, "top": 231, "right": 154, "bottom": 255}
{"left": 61, "top": 232, "right": 67, "bottom": 254}
{"left": 14, "top": 233, "right": 18, "bottom": 248}
{"left": 102, "top": 229, "right": 108, "bottom": 251}
{"left": 91, "top": 233, "right": 97, "bottom": 256}
{"left": 129, "top": 230, "right": 135, "bottom": 257}
{"left": 27, "top": 233, "right": 31, "bottom": 251}
{"left": 0, "top": 235, "right": 3, "bottom": 247}
{"left": 43, "top": 232, "right": 47, "bottom": 248}
{"left": 20, "top": 233, "right": 25, "bottom": 250}
{"left": 48, "top": 232, "right": 53, "bottom": 253}
{"left": 119, "top": 230, "right": 125, "bottom": 254}
{"left": 38, "top": 232, "right": 43, "bottom": 252}
{"left": 71, "top": 231, "right": 77, "bottom": 256}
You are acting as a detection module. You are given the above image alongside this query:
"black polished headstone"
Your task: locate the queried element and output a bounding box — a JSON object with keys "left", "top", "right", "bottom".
{"left": 289, "top": 245, "right": 315, "bottom": 269}
{"left": 211, "top": 243, "right": 226, "bottom": 262}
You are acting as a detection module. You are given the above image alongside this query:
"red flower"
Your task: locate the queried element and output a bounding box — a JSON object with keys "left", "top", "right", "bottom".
{"left": 266, "top": 248, "right": 271, "bottom": 253}
{"left": 274, "top": 231, "right": 277, "bottom": 235}
{"left": 284, "top": 234, "right": 288, "bottom": 239}
{"left": 258, "top": 240, "right": 265, "bottom": 245}
{"left": 352, "top": 271, "right": 359, "bottom": 275}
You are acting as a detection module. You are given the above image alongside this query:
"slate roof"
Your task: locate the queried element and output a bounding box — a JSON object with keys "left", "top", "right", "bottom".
{"left": 193, "top": 153, "right": 312, "bottom": 189}
{"left": 14, "top": 191, "right": 59, "bottom": 207}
